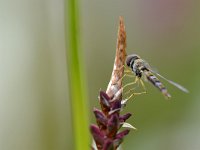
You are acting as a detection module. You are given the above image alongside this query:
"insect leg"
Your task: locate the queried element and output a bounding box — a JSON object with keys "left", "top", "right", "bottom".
{"left": 114, "top": 65, "right": 133, "bottom": 82}
{"left": 124, "top": 78, "right": 146, "bottom": 95}
{"left": 124, "top": 87, "right": 137, "bottom": 95}
{"left": 123, "top": 76, "right": 139, "bottom": 95}
{"left": 123, "top": 77, "right": 138, "bottom": 89}
{"left": 123, "top": 72, "right": 135, "bottom": 79}
{"left": 124, "top": 70, "right": 132, "bottom": 73}
{"left": 125, "top": 91, "right": 147, "bottom": 101}
{"left": 123, "top": 78, "right": 147, "bottom": 101}
{"left": 116, "top": 71, "right": 135, "bottom": 85}
{"left": 139, "top": 79, "right": 147, "bottom": 94}
{"left": 115, "top": 64, "right": 131, "bottom": 72}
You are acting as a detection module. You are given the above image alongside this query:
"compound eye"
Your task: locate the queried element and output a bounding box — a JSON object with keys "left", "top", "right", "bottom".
{"left": 126, "top": 56, "right": 133, "bottom": 67}
{"left": 126, "top": 54, "right": 139, "bottom": 67}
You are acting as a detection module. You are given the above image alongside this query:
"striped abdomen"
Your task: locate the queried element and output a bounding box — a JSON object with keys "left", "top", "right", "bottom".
{"left": 143, "top": 70, "right": 171, "bottom": 98}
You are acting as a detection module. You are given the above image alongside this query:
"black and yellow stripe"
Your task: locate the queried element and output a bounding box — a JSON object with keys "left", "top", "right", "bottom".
{"left": 143, "top": 70, "right": 171, "bottom": 98}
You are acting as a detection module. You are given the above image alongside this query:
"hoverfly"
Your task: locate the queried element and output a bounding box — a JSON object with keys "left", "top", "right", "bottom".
{"left": 124, "top": 54, "right": 189, "bottom": 99}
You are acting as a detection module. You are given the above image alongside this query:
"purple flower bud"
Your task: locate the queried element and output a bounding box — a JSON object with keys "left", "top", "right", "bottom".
{"left": 107, "top": 114, "right": 119, "bottom": 137}
{"left": 119, "top": 113, "right": 132, "bottom": 122}
{"left": 102, "top": 140, "right": 114, "bottom": 150}
{"left": 93, "top": 108, "right": 107, "bottom": 129}
{"left": 115, "top": 129, "right": 130, "bottom": 139}
{"left": 113, "top": 138, "right": 123, "bottom": 148}
{"left": 108, "top": 100, "right": 121, "bottom": 115}
{"left": 91, "top": 89, "right": 132, "bottom": 149}
{"left": 90, "top": 124, "right": 104, "bottom": 148}
{"left": 111, "top": 99, "right": 121, "bottom": 110}
{"left": 99, "top": 91, "right": 111, "bottom": 113}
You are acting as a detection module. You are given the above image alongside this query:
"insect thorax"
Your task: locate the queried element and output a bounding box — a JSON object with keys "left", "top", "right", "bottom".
{"left": 132, "top": 59, "right": 149, "bottom": 78}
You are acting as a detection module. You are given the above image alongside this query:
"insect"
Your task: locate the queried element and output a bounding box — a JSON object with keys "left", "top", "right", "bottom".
{"left": 124, "top": 54, "right": 189, "bottom": 99}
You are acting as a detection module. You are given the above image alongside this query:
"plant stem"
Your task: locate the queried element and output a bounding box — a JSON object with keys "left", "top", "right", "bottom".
{"left": 90, "top": 17, "right": 129, "bottom": 150}
{"left": 66, "top": 0, "right": 90, "bottom": 149}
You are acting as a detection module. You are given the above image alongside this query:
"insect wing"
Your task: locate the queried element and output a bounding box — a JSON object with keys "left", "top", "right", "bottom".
{"left": 142, "top": 59, "right": 152, "bottom": 70}
{"left": 152, "top": 71, "right": 189, "bottom": 93}
{"left": 141, "top": 59, "right": 189, "bottom": 93}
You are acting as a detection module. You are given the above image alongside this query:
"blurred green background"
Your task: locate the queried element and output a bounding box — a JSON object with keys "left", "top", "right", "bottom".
{"left": 0, "top": 0, "right": 200, "bottom": 150}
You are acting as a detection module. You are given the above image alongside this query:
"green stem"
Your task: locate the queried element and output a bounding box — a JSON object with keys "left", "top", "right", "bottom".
{"left": 66, "top": 0, "right": 90, "bottom": 149}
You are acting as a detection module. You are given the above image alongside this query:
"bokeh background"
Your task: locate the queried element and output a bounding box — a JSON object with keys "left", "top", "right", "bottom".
{"left": 0, "top": 0, "right": 200, "bottom": 150}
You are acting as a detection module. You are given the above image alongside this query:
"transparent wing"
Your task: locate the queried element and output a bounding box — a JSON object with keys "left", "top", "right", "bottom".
{"left": 151, "top": 70, "right": 189, "bottom": 93}
{"left": 142, "top": 59, "right": 189, "bottom": 93}
{"left": 142, "top": 59, "right": 158, "bottom": 72}
{"left": 142, "top": 59, "right": 152, "bottom": 70}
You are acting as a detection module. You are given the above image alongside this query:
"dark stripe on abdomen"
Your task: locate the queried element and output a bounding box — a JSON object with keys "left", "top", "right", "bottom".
{"left": 144, "top": 71, "right": 170, "bottom": 97}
